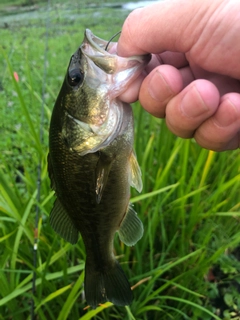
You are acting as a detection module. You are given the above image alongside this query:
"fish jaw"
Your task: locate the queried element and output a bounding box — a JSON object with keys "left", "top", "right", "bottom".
{"left": 82, "top": 29, "right": 151, "bottom": 98}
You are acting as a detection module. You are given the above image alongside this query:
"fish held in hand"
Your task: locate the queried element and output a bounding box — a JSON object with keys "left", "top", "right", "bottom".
{"left": 48, "top": 29, "right": 150, "bottom": 309}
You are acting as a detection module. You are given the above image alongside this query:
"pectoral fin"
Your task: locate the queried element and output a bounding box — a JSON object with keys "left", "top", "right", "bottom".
{"left": 129, "top": 151, "right": 142, "bottom": 193}
{"left": 95, "top": 154, "right": 113, "bottom": 204}
{"left": 50, "top": 199, "right": 79, "bottom": 244}
{"left": 118, "top": 204, "right": 143, "bottom": 246}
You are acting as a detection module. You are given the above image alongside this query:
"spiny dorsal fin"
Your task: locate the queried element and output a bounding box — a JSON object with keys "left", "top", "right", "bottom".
{"left": 129, "top": 151, "right": 142, "bottom": 193}
{"left": 118, "top": 204, "right": 143, "bottom": 246}
{"left": 50, "top": 199, "right": 79, "bottom": 244}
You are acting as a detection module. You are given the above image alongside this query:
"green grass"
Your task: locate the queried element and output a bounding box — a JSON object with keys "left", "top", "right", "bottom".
{"left": 1, "top": 1, "right": 240, "bottom": 319}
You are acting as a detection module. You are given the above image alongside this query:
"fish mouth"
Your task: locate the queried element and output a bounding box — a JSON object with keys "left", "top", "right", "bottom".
{"left": 82, "top": 29, "right": 151, "bottom": 75}
{"left": 82, "top": 29, "right": 118, "bottom": 74}
{"left": 84, "top": 29, "right": 115, "bottom": 54}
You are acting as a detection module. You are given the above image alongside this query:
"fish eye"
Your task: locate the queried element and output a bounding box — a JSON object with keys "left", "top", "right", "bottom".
{"left": 68, "top": 69, "right": 84, "bottom": 87}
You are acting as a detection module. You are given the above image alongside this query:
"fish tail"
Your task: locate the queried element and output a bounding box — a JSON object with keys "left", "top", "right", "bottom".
{"left": 84, "top": 260, "right": 133, "bottom": 309}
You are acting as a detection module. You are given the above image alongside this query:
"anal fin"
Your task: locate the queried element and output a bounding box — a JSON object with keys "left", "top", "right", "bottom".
{"left": 50, "top": 199, "right": 79, "bottom": 244}
{"left": 118, "top": 204, "right": 143, "bottom": 246}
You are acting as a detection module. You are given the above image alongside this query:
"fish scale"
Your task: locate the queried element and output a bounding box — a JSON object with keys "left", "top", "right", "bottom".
{"left": 48, "top": 29, "right": 150, "bottom": 309}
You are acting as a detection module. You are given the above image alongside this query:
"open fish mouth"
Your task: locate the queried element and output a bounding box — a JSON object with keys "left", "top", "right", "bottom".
{"left": 81, "top": 29, "right": 118, "bottom": 75}
{"left": 84, "top": 29, "right": 116, "bottom": 53}
{"left": 82, "top": 29, "right": 151, "bottom": 75}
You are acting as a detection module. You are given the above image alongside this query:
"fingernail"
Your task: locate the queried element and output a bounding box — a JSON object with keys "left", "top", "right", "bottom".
{"left": 214, "top": 98, "right": 238, "bottom": 127}
{"left": 181, "top": 85, "right": 209, "bottom": 118}
{"left": 148, "top": 70, "right": 173, "bottom": 102}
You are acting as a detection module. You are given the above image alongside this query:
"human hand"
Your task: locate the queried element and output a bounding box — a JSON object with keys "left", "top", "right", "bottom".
{"left": 117, "top": 0, "right": 240, "bottom": 151}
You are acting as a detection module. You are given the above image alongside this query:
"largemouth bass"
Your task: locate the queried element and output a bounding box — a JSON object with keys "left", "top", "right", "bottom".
{"left": 48, "top": 29, "right": 150, "bottom": 309}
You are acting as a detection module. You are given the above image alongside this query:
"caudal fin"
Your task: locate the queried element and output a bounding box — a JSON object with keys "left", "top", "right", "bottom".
{"left": 84, "top": 260, "right": 133, "bottom": 309}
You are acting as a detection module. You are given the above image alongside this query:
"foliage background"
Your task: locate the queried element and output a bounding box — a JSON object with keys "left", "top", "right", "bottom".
{"left": 1, "top": 0, "right": 240, "bottom": 319}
